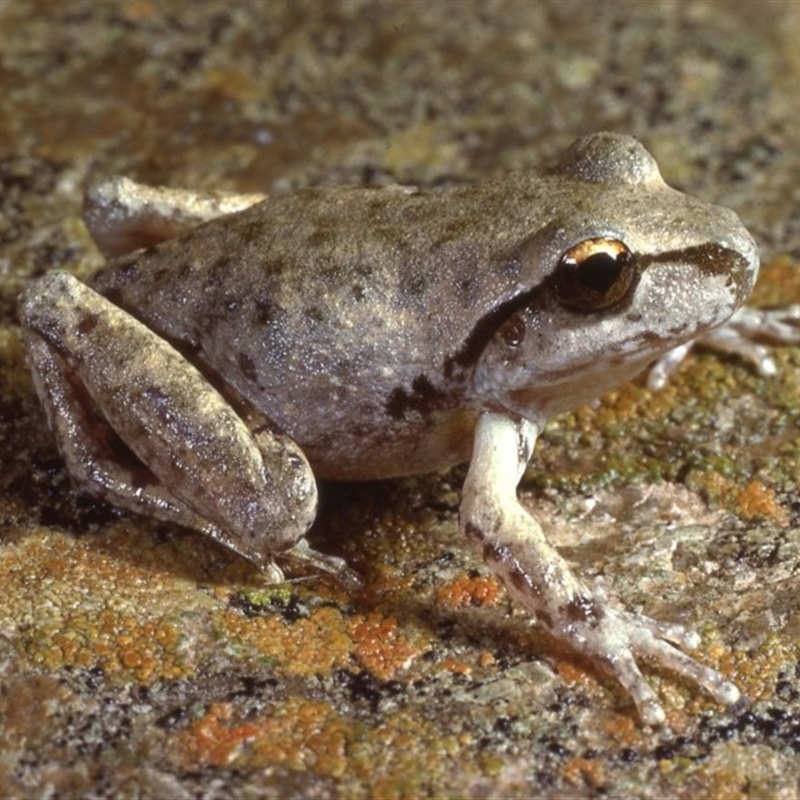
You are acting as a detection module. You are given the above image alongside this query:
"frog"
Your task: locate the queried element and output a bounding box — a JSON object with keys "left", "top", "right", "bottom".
{"left": 18, "top": 132, "right": 800, "bottom": 725}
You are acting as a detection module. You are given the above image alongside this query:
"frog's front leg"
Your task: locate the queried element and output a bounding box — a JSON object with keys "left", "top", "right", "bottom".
{"left": 461, "top": 411, "right": 740, "bottom": 725}
{"left": 648, "top": 304, "right": 800, "bottom": 390}
{"left": 19, "top": 270, "right": 358, "bottom": 588}
{"left": 83, "top": 177, "right": 266, "bottom": 258}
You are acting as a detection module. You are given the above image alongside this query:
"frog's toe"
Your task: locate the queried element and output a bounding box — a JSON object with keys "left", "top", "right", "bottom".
{"left": 647, "top": 342, "right": 694, "bottom": 390}
{"left": 641, "top": 618, "right": 700, "bottom": 650}
{"left": 283, "top": 539, "right": 363, "bottom": 592}
{"left": 695, "top": 324, "right": 777, "bottom": 377}
{"left": 616, "top": 609, "right": 740, "bottom": 713}
{"left": 598, "top": 648, "right": 666, "bottom": 726}
{"left": 553, "top": 601, "right": 739, "bottom": 724}
{"left": 713, "top": 304, "right": 800, "bottom": 375}
{"left": 727, "top": 303, "right": 800, "bottom": 341}
{"left": 260, "top": 559, "right": 287, "bottom": 585}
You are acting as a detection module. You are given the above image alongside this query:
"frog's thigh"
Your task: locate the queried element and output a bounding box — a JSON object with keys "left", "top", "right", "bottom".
{"left": 19, "top": 270, "right": 316, "bottom": 570}
{"left": 84, "top": 177, "right": 267, "bottom": 258}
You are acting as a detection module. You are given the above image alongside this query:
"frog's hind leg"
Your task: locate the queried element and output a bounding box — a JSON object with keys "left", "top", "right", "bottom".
{"left": 83, "top": 177, "right": 266, "bottom": 258}
{"left": 18, "top": 270, "right": 356, "bottom": 587}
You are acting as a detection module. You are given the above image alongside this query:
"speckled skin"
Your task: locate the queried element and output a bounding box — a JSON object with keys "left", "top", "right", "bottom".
{"left": 91, "top": 137, "right": 753, "bottom": 480}
{"left": 18, "top": 134, "right": 763, "bottom": 724}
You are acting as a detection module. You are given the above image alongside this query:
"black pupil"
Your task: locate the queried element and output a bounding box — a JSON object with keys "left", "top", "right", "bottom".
{"left": 576, "top": 252, "right": 625, "bottom": 295}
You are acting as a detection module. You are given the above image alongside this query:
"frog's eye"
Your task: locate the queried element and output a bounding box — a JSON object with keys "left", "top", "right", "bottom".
{"left": 554, "top": 238, "right": 636, "bottom": 312}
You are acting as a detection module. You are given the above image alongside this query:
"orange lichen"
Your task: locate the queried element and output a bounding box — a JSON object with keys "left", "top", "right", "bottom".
{"left": 734, "top": 480, "right": 790, "bottom": 525}
{"left": 120, "top": 1, "right": 157, "bottom": 22}
{"left": 436, "top": 659, "right": 472, "bottom": 677}
{"left": 21, "top": 635, "right": 483, "bottom": 792}
{"left": 355, "top": 712, "right": 468, "bottom": 794}
{"left": 727, "top": 635, "right": 791, "bottom": 703}
{"left": 249, "top": 697, "right": 351, "bottom": 776}
{"left": 349, "top": 613, "right": 424, "bottom": 682}
{"left": 562, "top": 756, "right": 607, "bottom": 790}
{"left": 0, "top": 529, "right": 203, "bottom": 683}
{"left": 434, "top": 573, "right": 502, "bottom": 608}
{"left": 185, "top": 703, "right": 262, "bottom": 767}
{"left": 174, "top": 696, "right": 352, "bottom": 777}
{"left": 218, "top": 605, "right": 353, "bottom": 677}
{"left": 554, "top": 659, "right": 592, "bottom": 687}
{"left": 600, "top": 714, "right": 645, "bottom": 747}
{"left": 28, "top": 609, "right": 187, "bottom": 683}
{"left": 477, "top": 650, "right": 496, "bottom": 668}
{"left": 691, "top": 468, "right": 733, "bottom": 496}
{"left": 358, "top": 562, "right": 417, "bottom": 605}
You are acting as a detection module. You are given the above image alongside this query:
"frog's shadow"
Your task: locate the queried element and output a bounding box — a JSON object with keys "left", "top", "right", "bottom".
{"left": 25, "top": 475, "right": 696, "bottom": 715}
{"left": 33, "top": 472, "right": 458, "bottom": 587}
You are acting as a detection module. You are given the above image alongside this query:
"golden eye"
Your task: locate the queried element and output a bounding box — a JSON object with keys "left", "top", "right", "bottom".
{"left": 554, "top": 238, "right": 637, "bottom": 312}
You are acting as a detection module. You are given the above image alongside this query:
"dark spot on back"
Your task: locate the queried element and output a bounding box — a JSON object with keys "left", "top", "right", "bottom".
{"left": 305, "top": 306, "right": 325, "bottom": 324}
{"left": 211, "top": 256, "right": 234, "bottom": 274}
{"left": 385, "top": 388, "right": 406, "bottom": 419}
{"left": 412, "top": 374, "right": 436, "bottom": 398}
{"left": 253, "top": 297, "right": 277, "bottom": 325}
{"left": 306, "top": 229, "right": 329, "bottom": 249}
{"left": 77, "top": 313, "right": 100, "bottom": 335}
{"left": 238, "top": 352, "right": 257, "bottom": 383}
{"left": 240, "top": 220, "right": 271, "bottom": 245}
{"left": 402, "top": 273, "right": 427, "bottom": 296}
{"left": 385, "top": 373, "right": 449, "bottom": 420}
{"left": 176, "top": 261, "right": 193, "bottom": 280}
{"left": 352, "top": 283, "right": 366, "bottom": 301}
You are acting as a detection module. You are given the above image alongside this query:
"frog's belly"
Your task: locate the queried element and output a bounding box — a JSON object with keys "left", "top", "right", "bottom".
{"left": 216, "top": 342, "right": 478, "bottom": 479}
{"left": 265, "top": 400, "right": 477, "bottom": 481}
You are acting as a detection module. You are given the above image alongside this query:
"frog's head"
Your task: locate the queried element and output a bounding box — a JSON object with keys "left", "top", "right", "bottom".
{"left": 472, "top": 133, "right": 759, "bottom": 422}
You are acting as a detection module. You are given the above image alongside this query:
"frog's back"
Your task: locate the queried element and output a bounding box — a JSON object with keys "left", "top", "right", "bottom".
{"left": 91, "top": 176, "right": 553, "bottom": 477}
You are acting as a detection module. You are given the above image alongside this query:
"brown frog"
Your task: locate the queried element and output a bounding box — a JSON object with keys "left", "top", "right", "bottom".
{"left": 20, "top": 133, "right": 800, "bottom": 724}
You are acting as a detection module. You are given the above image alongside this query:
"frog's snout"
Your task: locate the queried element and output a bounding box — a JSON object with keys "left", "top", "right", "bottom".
{"left": 725, "top": 222, "right": 760, "bottom": 308}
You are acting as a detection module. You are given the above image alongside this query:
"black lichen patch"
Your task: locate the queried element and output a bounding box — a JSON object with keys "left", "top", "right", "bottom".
{"left": 334, "top": 668, "right": 407, "bottom": 715}
{"left": 229, "top": 588, "right": 311, "bottom": 622}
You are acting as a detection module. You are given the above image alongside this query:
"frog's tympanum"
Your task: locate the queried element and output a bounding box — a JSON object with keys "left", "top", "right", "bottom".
{"left": 20, "top": 133, "right": 793, "bottom": 724}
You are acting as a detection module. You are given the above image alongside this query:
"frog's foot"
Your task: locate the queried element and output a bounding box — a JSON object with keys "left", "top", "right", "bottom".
{"left": 648, "top": 304, "right": 800, "bottom": 389}
{"left": 84, "top": 176, "right": 266, "bottom": 258}
{"left": 543, "top": 597, "right": 739, "bottom": 726}
{"left": 462, "top": 411, "right": 739, "bottom": 724}
{"left": 485, "top": 540, "right": 740, "bottom": 725}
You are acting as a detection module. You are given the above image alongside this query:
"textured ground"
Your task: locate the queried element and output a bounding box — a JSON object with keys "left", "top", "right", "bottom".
{"left": 3, "top": 1, "right": 800, "bottom": 797}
